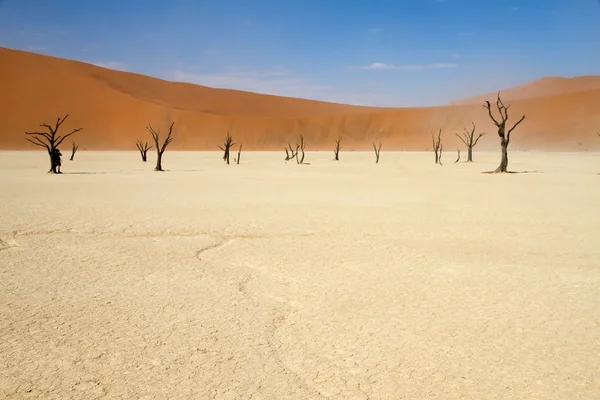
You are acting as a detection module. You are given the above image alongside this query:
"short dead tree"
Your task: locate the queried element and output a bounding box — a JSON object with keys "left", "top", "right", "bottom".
{"left": 135, "top": 141, "right": 153, "bottom": 162}
{"left": 484, "top": 93, "right": 526, "bottom": 173}
{"left": 455, "top": 122, "right": 486, "bottom": 162}
{"left": 284, "top": 143, "right": 297, "bottom": 161}
{"left": 432, "top": 129, "right": 443, "bottom": 165}
{"left": 218, "top": 131, "right": 235, "bottom": 164}
{"left": 334, "top": 136, "right": 342, "bottom": 161}
{"left": 373, "top": 141, "right": 382, "bottom": 163}
{"left": 25, "top": 114, "right": 82, "bottom": 173}
{"left": 69, "top": 141, "right": 79, "bottom": 161}
{"left": 296, "top": 134, "right": 306, "bottom": 164}
{"left": 146, "top": 122, "right": 174, "bottom": 171}
{"left": 235, "top": 144, "right": 243, "bottom": 165}
{"left": 455, "top": 149, "right": 461, "bottom": 163}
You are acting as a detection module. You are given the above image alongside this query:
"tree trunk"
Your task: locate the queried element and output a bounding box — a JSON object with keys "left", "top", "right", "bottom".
{"left": 495, "top": 139, "right": 509, "bottom": 173}
{"left": 434, "top": 152, "right": 439, "bottom": 164}
{"left": 141, "top": 151, "right": 147, "bottom": 162}
{"left": 48, "top": 150, "right": 59, "bottom": 174}
{"left": 467, "top": 147, "right": 473, "bottom": 162}
{"left": 155, "top": 152, "right": 163, "bottom": 171}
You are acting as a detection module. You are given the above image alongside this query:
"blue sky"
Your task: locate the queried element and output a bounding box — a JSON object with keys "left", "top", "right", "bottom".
{"left": 1, "top": 0, "right": 599, "bottom": 106}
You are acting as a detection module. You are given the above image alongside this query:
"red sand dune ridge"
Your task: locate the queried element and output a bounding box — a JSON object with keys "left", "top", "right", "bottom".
{"left": 1, "top": 46, "right": 599, "bottom": 151}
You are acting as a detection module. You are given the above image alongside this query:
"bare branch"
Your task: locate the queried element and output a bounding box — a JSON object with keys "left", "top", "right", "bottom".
{"left": 472, "top": 131, "right": 487, "bottom": 146}
{"left": 25, "top": 137, "right": 49, "bottom": 150}
{"left": 55, "top": 128, "right": 83, "bottom": 148}
{"left": 507, "top": 115, "right": 526, "bottom": 143}
{"left": 484, "top": 101, "right": 501, "bottom": 127}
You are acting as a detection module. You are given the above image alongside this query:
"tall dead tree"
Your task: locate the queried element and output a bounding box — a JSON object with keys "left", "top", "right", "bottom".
{"left": 235, "top": 144, "right": 242, "bottom": 165}
{"left": 432, "top": 129, "right": 443, "bottom": 165}
{"left": 284, "top": 144, "right": 297, "bottom": 161}
{"left": 218, "top": 131, "right": 235, "bottom": 164}
{"left": 334, "top": 136, "right": 341, "bottom": 161}
{"left": 484, "top": 93, "right": 526, "bottom": 173}
{"left": 296, "top": 135, "right": 306, "bottom": 164}
{"left": 69, "top": 141, "right": 79, "bottom": 161}
{"left": 373, "top": 141, "right": 382, "bottom": 163}
{"left": 146, "top": 122, "right": 174, "bottom": 171}
{"left": 455, "top": 122, "right": 486, "bottom": 162}
{"left": 25, "top": 114, "right": 82, "bottom": 173}
{"left": 135, "top": 141, "right": 153, "bottom": 162}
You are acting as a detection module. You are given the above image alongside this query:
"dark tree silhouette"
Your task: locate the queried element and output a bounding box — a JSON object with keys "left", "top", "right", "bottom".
{"left": 432, "top": 129, "right": 443, "bottom": 165}
{"left": 146, "top": 122, "right": 174, "bottom": 171}
{"left": 334, "top": 136, "right": 341, "bottom": 161}
{"left": 484, "top": 93, "right": 526, "bottom": 173}
{"left": 296, "top": 135, "right": 306, "bottom": 164}
{"left": 455, "top": 122, "right": 486, "bottom": 162}
{"left": 284, "top": 143, "right": 297, "bottom": 161}
{"left": 25, "top": 114, "right": 82, "bottom": 173}
{"left": 135, "top": 141, "right": 153, "bottom": 162}
{"left": 373, "top": 141, "right": 382, "bottom": 163}
{"left": 235, "top": 144, "right": 242, "bottom": 165}
{"left": 455, "top": 149, "right": 461, "bottom": 163}
{"left": 69, "top": 141, "right": 79, "bottom": 161}
{"left": 218, "top": 131, "right": 235, "bottom": 164}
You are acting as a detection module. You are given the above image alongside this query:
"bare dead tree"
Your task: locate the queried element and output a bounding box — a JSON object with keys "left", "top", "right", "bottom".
{"left": 296, "top": 135, "right": 306, "bottom": 164}
{"left": 218, "top": 131, "right": 235, "bottom": 164}
{"left": 455, "top": 149, "right": 460, "bottom": 163}
{"left": 69, "top": 141, "right": 79, "bottom": 161}
{"left": 25, "top": 114, "right": 82, "bottom": 173}
{"left": 235, "top": 144, "right": 242, "bottom": 165}
{"left": 146, "top": 122, "right": 174, "bottom": 171}
{"left": 373, "top": 141, "right": 382, "bottom": 163}
{"left": 432, "top": 129, "right": 443, "bottom": 165}
{"left": 135, "top": 141, "right": 153, "bottom": 162}
{"left": 284, "top": 143, "right": 297, "bottom": 161}
{"left": 334, "top": 136, "right": 341, "bottom": 161}
{"left": 455, "top": 122, "right": 486, "bottom": 162}
{"left": 484, "top": 93, "right": 526, "bottom": 173}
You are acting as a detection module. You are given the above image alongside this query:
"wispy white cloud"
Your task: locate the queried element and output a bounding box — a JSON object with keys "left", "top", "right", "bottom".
{"left": 369, "top": 28, "right": 382, "bottom": 34}
{"left": 509, "top": 6, "right": 521, "bottom": 11}
{"left": 90, "top": 61, "right": 127, "bottom": 71}
{"left": 165, "top": 67, "right": 333, "bottom": 100}
{"left": 347, "top": 62, "right": 458, "bottom": 71}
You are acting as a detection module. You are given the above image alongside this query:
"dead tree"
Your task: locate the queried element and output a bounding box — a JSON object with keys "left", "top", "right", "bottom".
{"left": 135, "top": 141, "right": 153, "bottom": 162}
{"left": 432, "top": 129, "right": 443, "bottom": 165}
{"left": 218, "top": 131, "right": 235, "bottom": 164}
{"left": 455, "top": 149, "right": 461, "bottom": 163}
{"left": 373, "top": 141, "right": 382, "bottom": 163}
{"left": 25, "top": 114, "right": 82, "bottom": 173}
{"left": 69, "top": 141, "right": 79, "bottom": 161}
{"left": 334, "top": 136, "right": 341, "bottom": 161}
{"left": 236, "top": 144, "right": 242, "bottom": 165}
{"left": 296, "top": 135, "right": 306, "bottom": 164}
{"left": 484, "top": 93, "right": 526, "bottom": 173}
{"left": 284, "top": 144, "right": 297, "bottom": 161}
{"left": 455, "top": 122, "right": 486, "bottom": 162}
{"left": 146, "top": 122, "right": 174, "bottom": 171}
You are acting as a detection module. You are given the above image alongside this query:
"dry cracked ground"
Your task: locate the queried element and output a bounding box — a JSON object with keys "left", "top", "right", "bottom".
{"left": 1, "top": 151, "right": 599, "bottom": 399}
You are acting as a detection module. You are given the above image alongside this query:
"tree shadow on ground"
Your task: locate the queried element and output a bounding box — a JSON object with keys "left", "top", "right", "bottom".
{"left": 482, "top": 170, "right": 543, "bottom": 174}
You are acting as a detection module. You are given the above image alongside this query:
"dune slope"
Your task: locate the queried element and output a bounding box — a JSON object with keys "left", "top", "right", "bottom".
{"left": 1, "top": 47, "right": 599, "bottom": 151}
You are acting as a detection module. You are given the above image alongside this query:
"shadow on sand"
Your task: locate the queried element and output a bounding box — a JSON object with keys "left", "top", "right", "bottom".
{"left": 482, "top": 170, "right": 543, "bottom": 174}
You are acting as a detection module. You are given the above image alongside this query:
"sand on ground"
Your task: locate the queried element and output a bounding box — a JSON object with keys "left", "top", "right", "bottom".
{"left": 1, "top": 150, "right": 599, "bottom": 399}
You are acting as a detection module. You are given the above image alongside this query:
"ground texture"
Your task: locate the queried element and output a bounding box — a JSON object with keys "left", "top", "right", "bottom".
{"left": 1, "top": 151, "right": 599, "bottom": 399}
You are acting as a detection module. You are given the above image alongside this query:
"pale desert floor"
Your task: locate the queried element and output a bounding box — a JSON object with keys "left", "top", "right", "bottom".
{"left": 0, "top": 150, "right": 599, "bottom": 399}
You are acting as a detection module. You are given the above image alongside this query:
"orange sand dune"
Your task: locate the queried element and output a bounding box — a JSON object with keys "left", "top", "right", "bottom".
{"left": 449, "top": 76, "right": 600, "bottom": 106}
{"left": 1, "top": 46, "right": 599, "bottom": 151}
